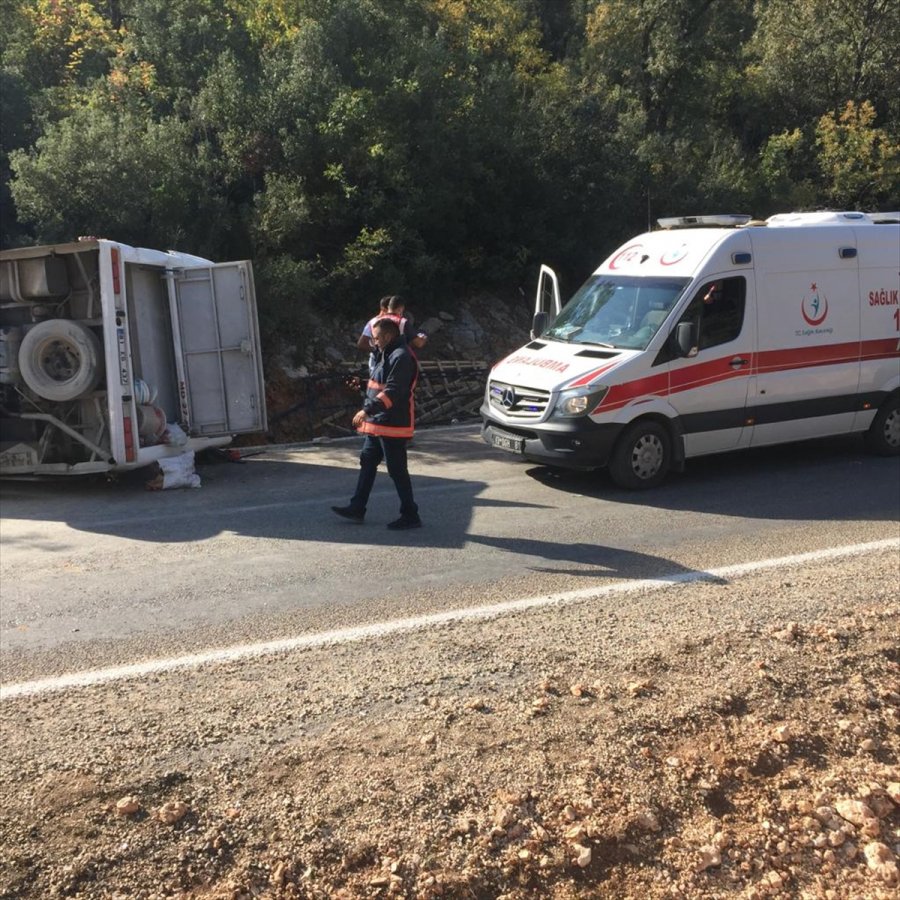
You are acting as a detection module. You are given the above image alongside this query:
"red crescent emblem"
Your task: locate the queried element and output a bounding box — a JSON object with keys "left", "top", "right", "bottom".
{"left": 801, "top": 294, "right": 828, "bottom": 326}
{"left": 608, "top": 243, "right": 643, "bottom": 270}
{"left": 659, "top": 245, "right": 689, "bottom": 266}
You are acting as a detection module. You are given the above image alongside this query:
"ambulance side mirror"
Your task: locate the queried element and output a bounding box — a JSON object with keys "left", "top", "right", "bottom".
{"left": 531, "top": 311, "right": 549, "bottom": 340}
{"left": 674, "top": 321, "right": 699, "bottom": 358}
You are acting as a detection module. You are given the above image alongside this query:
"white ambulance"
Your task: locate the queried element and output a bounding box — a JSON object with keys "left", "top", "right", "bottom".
{"left": 0, "top": 239, "right": 266, "bottom": 476}
{"left": 481, "top": 211, "right": 900, "bottom": 488}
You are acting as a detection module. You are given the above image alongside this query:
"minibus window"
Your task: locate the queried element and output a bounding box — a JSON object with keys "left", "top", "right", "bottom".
{"left": 544, "top": 275, "right": 689, "bottom": 349}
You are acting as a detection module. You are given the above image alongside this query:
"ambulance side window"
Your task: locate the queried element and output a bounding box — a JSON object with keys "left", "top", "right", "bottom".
{"left": 681, "top": 276, "right": 746, "bottom": 351}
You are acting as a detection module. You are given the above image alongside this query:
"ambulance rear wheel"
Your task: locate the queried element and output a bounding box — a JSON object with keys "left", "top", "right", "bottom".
{"left": 609, "top": 420, "right": 671, "bottom": 489}
{"left": 865, "top": 392, "right": 900, "bottom": 456}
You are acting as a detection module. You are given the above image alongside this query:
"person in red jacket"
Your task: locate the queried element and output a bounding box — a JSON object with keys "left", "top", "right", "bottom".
{"left": 333, "top": 317, "right": 422, "bottom": 530}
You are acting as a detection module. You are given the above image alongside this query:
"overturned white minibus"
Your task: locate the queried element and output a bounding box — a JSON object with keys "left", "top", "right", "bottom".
{"left": 0, "top": 239, "right": 266, "bottom": 476}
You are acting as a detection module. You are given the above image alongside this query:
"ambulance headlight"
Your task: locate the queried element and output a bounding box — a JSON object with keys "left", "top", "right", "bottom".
{"left": 552, "top": 386, "right": 608, "bottom": 417}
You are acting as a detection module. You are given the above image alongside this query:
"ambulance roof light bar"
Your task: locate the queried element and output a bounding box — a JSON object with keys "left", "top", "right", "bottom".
{"left": 656, "top": 214, "right": 752, "bottom": 230}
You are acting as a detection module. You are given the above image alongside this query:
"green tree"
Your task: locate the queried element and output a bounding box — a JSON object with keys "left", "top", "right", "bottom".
{"left": 195, "top": 0, "right": 559, "bottom": 315}
{"left": 758, "top": 127, "right": 819, "bottom": 211}
{"left": 9, "top": 107, "right": 229, "bottom": 252}
{"left": 6, "top": 0, "right": 897, "bottom": 336}
{"left": 816, "top": 100, "right": 900, "bottom": 208}
{"left": 746, "top": 0, "right": 900, "bottom": 130}
{"left": 577, "top": 0, "right": 757, "bottom": 223}
{"left": 749, "top": 1, "right": 900, "bottom": 214}
{"left": 117, "top": 0, "right": 255, "bottom": 115}
{"left": 0, "top": 68, "right": 34, "bottom": 246}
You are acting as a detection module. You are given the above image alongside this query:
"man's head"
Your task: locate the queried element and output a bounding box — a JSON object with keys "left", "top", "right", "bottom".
{"left": 372, "top": 316, "right": 401, "bottom": 350}
{"left": 387, "top": 295, "right": 405, "bottom": 315}
{"left": 378, "top": 296, "right": 391, "bottom": 312}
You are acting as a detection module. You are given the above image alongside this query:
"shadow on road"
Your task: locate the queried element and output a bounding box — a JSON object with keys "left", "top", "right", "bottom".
{"left": 525, "top": 434, "right": 900, "bottom": 523}
{"left": 0, "top": 429, "right": 546, "bottom": 549}
{"left": 0, "top": 461, "right": 497, "bottom": 548}
{"left": 466, "top": 534, "right": 725, "bottom": 582}
{"left": 2, "top": 431, "right": 897, "bottom": 554}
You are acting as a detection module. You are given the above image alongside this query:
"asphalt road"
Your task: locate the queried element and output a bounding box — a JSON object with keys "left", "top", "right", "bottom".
{"left": 1, "top": 424, "right": 898, "bottom": 686}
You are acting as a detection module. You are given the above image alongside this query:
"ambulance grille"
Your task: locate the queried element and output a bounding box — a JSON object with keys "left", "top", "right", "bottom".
{"left": 488, "top": 381, "right": 551, "bottom": 419}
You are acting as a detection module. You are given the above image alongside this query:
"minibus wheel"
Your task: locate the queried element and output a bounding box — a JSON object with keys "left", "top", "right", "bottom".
{"left": 864, "top": 392, "right": 900, "bottom": 456}
{"left": 18, "top": 319, "right": 103, "bottom": 402}
{"left": 609, "top": 420, "right": 671, "bottom": 489}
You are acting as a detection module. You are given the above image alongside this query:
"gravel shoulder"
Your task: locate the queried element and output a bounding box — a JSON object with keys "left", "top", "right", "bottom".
{"left": 1, "top": 546, "right": 899, "bottom": 899}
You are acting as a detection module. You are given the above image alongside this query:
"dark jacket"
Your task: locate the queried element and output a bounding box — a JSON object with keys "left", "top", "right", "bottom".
{"left": 359, "top": 337, "right": 418, "bottom": 438}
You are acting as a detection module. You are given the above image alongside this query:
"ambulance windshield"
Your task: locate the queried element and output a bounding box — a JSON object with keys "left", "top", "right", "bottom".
{"left": 544, "top": 275, "right": 689, "bottom": 349}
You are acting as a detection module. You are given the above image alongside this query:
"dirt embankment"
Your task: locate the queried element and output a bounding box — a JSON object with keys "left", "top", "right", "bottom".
{"left": 256, "top": 298, "right": 531, "bottom": 445}
{"left": 1, "top": 552, "right": 898, "bottom": 899}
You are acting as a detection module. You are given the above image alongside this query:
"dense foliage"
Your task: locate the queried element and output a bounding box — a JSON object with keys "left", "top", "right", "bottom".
{"left": 2, "top": 0, "right": 898, "bottom": 336}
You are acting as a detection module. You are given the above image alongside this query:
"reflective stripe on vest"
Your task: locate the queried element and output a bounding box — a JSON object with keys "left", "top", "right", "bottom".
{"left": 358, "top": 420, "right": 414, "bottom": 438}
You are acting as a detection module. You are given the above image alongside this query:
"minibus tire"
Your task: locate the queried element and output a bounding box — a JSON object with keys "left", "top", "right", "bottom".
{"left": 18, "top": 319, "right": 103, "bottom": 402}
{"left": 864, "top": 393, "right": 900, "bottom": 456}
{"left": 609, "top": 420, "right": 672, "bottom": 489}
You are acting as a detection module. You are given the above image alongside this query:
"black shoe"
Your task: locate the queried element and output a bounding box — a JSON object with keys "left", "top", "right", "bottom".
{"left": 332, "top": 505, "right": 365, "bottom": 522}
{"left": 387, "top": 515, "right": 422, "bottom": 530}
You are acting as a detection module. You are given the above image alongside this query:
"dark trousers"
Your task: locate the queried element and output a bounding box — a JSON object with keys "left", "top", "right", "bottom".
{"left": 350, "top": 435, "right": 418, "bottom": 518}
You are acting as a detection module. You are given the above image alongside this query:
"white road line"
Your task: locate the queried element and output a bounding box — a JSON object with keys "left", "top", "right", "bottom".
{"left": 2, "top": 538, "right": 897, "bottom": 700}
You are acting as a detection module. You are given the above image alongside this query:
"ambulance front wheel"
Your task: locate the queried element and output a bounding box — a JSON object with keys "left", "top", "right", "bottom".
{"left": 864, "top": 392, "right": 900, "bottom": 456}
{"left": 608, "top": 419, "right": 672, "bottom": 489}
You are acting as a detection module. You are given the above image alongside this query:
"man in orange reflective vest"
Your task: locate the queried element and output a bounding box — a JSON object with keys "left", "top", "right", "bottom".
{"left": 332, "top": 317, "right": 422, "bottom": 530}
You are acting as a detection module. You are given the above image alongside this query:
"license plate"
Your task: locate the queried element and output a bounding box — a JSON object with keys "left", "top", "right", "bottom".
{"left": 491, "top": 431, "right": 524, "bottom": 454}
